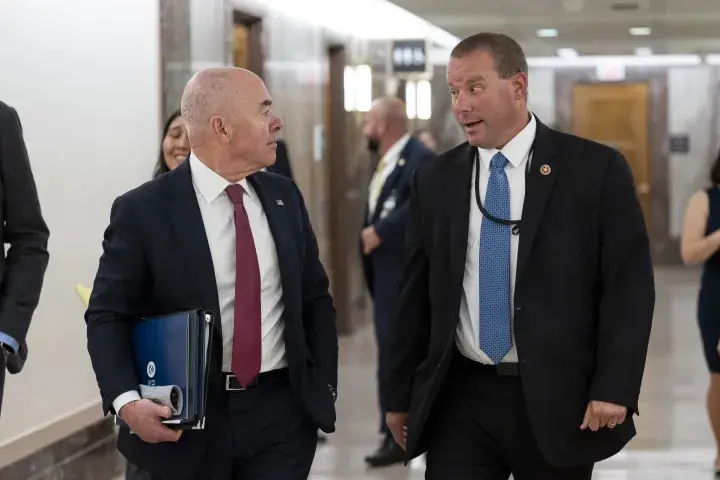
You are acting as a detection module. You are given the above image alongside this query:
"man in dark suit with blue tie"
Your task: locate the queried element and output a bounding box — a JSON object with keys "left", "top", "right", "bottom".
{"left": 383, "top": 33, "right": 654, "bottom": 479}
{"left": 85, "top": 67, "right": 338, "bottom": 480}
{"left": 360, "top": 96, "right": 434, "bottom": 467}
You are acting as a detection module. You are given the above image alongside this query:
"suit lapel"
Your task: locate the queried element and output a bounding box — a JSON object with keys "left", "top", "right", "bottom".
{"left": 516, "top": 120, "right": 559, "bottom": 281}
{"left": 247, "top": 174, "right": 299, "bottom": 312}
{"left": 448, "top": 143, "right": 474, "bottom": 299}
{"left": 162, "top": 161, "right": 221, "bottom": 324}
{"left": 370, "top": 138, "right": 415, "bottom": 223}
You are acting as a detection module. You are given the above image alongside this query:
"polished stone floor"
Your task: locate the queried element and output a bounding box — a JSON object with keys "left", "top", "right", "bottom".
{"left": 113, "top": 266, "right": 717, "bottom": 479}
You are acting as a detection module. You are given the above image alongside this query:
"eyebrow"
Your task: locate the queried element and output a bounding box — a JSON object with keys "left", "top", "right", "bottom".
{"left": 260, "top": 99, "right": 272, "bottom": 110}
{"left": 449, "top": 74, "right": 488, "bottom": 87}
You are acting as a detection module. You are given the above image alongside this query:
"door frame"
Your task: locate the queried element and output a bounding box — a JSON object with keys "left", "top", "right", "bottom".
{"left": 233, "top": 11, "right": 264, "bottom": 79}
{"left": 325, "top": 44, "right": 354, "bottom": 335}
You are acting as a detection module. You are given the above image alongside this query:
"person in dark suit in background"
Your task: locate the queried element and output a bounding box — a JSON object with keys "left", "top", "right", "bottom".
{"left": 383, "top": 33, "right": 655, "bottom": 479}
{"left": 85, "top": 67, "right": 338, "bottom": 480}
{"left": 266, "top": 139, "right": 294, "bottom": 180}
{"left": 0, "top": 101, "right": 50, "bottom": 416}
{"left": 360, "top": 96, "right": 433, "bottom": 468}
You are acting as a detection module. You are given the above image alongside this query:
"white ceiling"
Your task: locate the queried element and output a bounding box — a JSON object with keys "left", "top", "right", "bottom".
{"left": 390, "top": 0, "right": 720, "bottom": 55}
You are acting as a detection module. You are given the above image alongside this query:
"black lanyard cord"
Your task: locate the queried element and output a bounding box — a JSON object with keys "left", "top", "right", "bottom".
{"left": 472, "top": 147, "right": 533, "bottom": 235}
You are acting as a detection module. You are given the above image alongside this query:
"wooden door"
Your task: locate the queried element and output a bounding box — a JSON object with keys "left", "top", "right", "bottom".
{"left": 572, "top": 83, "right": 651, "bottom": 226}
{"left": 233, "top": 24, "right": 249, "bottom": 69}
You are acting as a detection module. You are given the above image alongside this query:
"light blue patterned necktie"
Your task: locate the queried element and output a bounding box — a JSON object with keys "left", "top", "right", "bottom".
{"left": 479, "top": 152, "right": 512, "bottom": 364}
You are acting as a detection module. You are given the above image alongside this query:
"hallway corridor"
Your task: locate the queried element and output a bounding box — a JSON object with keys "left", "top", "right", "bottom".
{"left": 309, "top": 266, "right": 717, "bottom": 479}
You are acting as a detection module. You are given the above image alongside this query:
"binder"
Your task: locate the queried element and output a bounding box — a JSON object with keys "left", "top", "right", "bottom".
{"left": 117, "top": 308, "right": 215, "bottom": 431}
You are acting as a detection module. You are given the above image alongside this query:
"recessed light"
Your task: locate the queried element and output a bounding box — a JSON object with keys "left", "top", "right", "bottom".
{"left": 634, "top": 47, "right": 653, "bottom": 56}
{"left": 630, "top": 27, "right": 651, "bottom": 36}
{"left": 537, "top": 28, "right": 558, "bottom": 38}
{"left": 557, "top": 48, "right": 578, "bottom": 58}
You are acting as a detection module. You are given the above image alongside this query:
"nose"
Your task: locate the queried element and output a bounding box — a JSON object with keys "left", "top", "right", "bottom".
{"left": 178, "top": 134, "right": 190, "bottom": 151}
{"left": 453, "top": 91, "right": 471, "bottom": 114}
{"left": 271, "top": 116, "right": 283, "bottom": 133}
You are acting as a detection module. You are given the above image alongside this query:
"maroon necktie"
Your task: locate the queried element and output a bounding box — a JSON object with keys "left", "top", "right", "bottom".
{"left": 225, "top": 184, "right": 261, "bottom": 387}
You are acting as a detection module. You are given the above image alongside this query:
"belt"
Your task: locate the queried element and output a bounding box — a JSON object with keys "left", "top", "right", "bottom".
{"left": 222, "top": 368, "right": 289, "bottom": 391}
{"left": 452, "top": 349, "right": 520, "bottom": 377}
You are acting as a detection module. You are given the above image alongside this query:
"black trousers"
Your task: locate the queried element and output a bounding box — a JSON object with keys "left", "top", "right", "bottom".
{"left": 424, "top": 351, "right": 594, "bottom": 480}
{"left": 151, "top": 369, "right": 317, "bottom": 480}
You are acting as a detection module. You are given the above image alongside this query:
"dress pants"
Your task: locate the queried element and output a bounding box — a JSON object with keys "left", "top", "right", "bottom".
{"left": 424, "top": 350, "right": 594, "bottom": 480}
{"left": 152, "top": 368, "right": 317, "bottom": 480}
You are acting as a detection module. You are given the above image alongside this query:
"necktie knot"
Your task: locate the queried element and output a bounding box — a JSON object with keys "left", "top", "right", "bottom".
{"left": 490, "top": 152, "right": 509, "bottom": 171}
{"left": 226, "top": 184, "right": 245, "bottom": 205}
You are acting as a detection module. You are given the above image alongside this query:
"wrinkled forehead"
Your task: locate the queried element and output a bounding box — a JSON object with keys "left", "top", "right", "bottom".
{"left": 447, "top": 50, "right": 498, "bottom": 86}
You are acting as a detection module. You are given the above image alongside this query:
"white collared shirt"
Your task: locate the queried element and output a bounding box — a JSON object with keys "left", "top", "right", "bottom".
{"left": 456, "top": 114, "right": 537, "bottom": 365}
{"left": 368, "top": 133, "right": 411, "bottom": 215}
{"left": 112, "top": 154, "right": 286, "bottom": 415}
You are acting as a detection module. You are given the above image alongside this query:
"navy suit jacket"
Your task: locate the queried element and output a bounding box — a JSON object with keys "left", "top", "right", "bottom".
{"left": 362, "top": 136, "right": 434, "bottom": 302}
{"left": 85, "top": 160, "right": 337, "bottom": 478}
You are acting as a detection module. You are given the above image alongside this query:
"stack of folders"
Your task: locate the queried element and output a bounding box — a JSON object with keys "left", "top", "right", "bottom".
{"left": 116, "top": 309, "right": 216, "bottom": 431}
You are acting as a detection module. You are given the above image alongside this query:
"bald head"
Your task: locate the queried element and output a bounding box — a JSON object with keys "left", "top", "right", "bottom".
{"left": 362, "top": 96, "right": 409, "bottom": 155}
{"left": 371, "top": 96, "right": 408, "bottom": 129}
{"left": 180, "top": 67, "right": 263, "bottom": 140}
{"left": 179, "top": 66, "right": 284, "bottom": 181}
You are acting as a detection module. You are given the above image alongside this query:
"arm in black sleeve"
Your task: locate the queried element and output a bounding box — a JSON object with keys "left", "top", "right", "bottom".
{"left": 85, "top": 196, "right": 150, "bottom": 415}
{"left": 0, "top": 104, "right": 49, "bottom": 349}
{"left": 382, "top": 170, "right": 431, "bottom": 412}
{"left": 589, "top": 151, "right": 655, "bottom": 415}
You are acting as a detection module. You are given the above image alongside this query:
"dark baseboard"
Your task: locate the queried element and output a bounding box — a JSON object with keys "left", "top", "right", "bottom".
{"left": 0, "top": 417, "right": 124, "bottom": 480}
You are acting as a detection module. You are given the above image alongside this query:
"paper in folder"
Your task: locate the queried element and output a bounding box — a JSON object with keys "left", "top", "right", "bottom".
{"left": 116, "top": 308, "right": 216, "bottom": 431}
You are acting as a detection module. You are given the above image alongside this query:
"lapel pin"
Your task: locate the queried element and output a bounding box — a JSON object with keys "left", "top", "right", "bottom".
{"left": 398, "top": 158, "right": 406, "bottom": 167}
{"left": 540, "top": 164, "right": 551, "bottom": 176}
{"left": 276, "top": 200, "right": 284, "bottom": 206}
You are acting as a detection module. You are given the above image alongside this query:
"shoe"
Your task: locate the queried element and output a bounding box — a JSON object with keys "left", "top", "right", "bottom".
{"left": 364, "top": 435, "right": 406, "bottom": 468}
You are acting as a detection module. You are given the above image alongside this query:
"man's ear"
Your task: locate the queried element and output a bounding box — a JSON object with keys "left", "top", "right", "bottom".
{"left": 514, "top": 72, "right": 529, "bottom": 99}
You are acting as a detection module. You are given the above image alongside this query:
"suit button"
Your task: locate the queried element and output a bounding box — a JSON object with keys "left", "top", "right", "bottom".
{"left": 515, "top": 306, "right": 523, "bottom": 312}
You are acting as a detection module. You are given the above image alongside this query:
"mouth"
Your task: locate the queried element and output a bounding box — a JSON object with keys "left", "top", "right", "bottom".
{"left": 173, "top": 153, "right": 188, "bottom": 162}
{"left": 464, "top": 120, "right": 484, "bottom": 129}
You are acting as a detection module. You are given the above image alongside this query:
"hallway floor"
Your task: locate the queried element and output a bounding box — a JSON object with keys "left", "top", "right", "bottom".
{"left": 111, "top": 266, "right": 716, "bottom": 479}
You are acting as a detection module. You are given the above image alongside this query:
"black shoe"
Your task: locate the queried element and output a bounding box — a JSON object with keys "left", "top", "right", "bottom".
{"left": 364, "top": 435, "right": 406, "bottom": 468}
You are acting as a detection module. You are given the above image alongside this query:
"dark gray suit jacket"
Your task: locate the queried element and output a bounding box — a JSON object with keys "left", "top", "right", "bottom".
{"left": 0, "top": 101, "right": 50, "bottom": 413}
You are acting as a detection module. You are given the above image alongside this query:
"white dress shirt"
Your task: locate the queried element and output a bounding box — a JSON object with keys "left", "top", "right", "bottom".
{"left": 113, "top": 153, "right": 287, "bottom": 415}
{"left": 368, "top": 133, "right": 411, "bottom": 216}
{"left": 455, "top": 114, "right": 537, "bottom": 365}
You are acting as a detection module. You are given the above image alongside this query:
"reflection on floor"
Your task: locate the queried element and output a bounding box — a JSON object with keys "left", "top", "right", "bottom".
{"left": 112, "top": 267, "right": 715, "bottom": 479}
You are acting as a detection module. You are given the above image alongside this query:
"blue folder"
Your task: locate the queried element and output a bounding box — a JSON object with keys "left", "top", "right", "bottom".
{"left": 118, "top": 308, "right": 215, "bottom": 431}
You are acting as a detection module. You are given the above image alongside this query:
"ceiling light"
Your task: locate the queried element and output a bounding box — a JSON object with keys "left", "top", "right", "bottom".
{"left": 629, "top": 27, "right": 651, "bottom": 36}
{"left": 634, "top": 47, "right": 653, "bottom": 56}
{"left": 537, "top": 28, "right": 558, "bottom": 38}
{"left": 527, "top": 54, "right": 701, "bottom": 68}
{"left": 557, "top": 48, "right": 578, "bottom": 58}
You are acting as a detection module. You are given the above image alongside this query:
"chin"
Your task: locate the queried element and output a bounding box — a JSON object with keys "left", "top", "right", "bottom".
{"left": 467, "top": 135, "right": 492, "bottom": 149}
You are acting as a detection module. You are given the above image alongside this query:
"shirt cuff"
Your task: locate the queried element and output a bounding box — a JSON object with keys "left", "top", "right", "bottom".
{"left": 0, "top": 331, "right": 20, "bottom": 354}
{"left": 113, "top": 390, "right": 141, "bottom": 418}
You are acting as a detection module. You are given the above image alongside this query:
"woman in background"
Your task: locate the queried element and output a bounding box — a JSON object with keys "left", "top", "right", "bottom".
{"left": 125, "top": 109, "right": 189, "bottom": 480}
{"left": 681, "top": 148, "right": 720, "bottom": 475}
{"left": 152, "top": 108, "right": 190, "bottom": 178}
